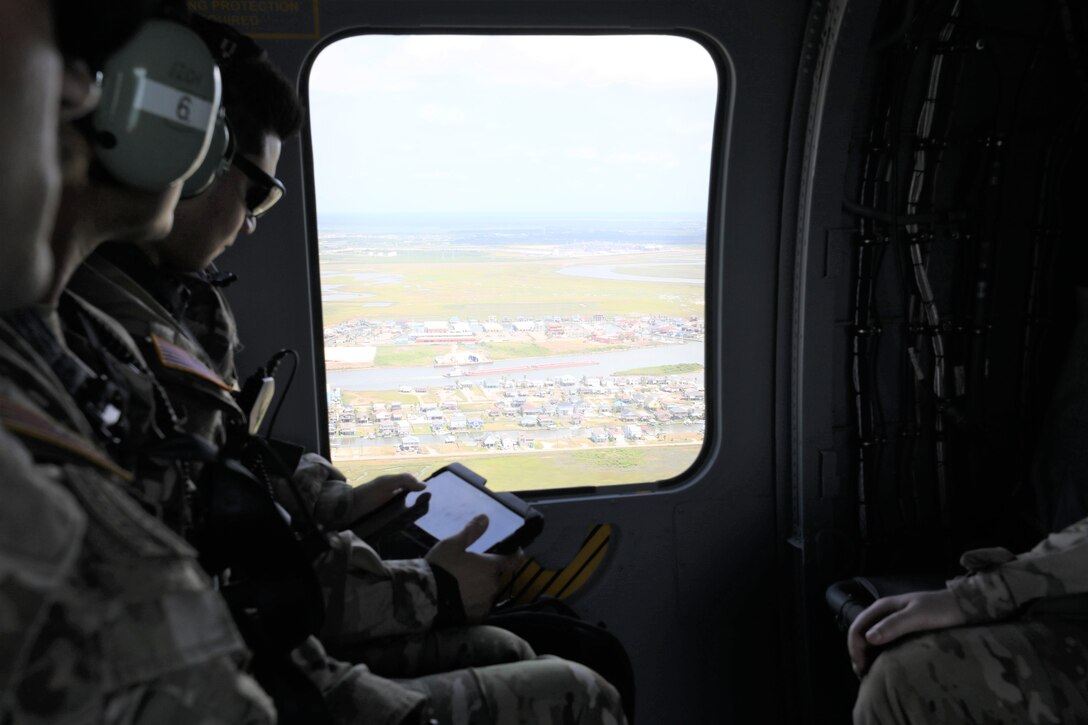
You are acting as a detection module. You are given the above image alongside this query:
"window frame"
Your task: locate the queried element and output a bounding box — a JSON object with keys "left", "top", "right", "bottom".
{"left": 300, "top": 27, "right": 729, "bottom": 498}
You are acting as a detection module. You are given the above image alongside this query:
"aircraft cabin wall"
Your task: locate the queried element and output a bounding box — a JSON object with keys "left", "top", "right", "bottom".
{"left": 203, "top": 0, "right": 1081, "bottom": 720}
{"left": 210, "top": 0, "right": 818, "bottom": 722}
{"left": 788, "top": 0, "right": 1088, "bottom": 719}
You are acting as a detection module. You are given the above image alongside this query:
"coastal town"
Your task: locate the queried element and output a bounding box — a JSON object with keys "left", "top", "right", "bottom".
{"left": 323, "top": 312, "right": 706, "bottom": 461}
{"left": 323, "top": 311, "right": 705, "bottom": 357}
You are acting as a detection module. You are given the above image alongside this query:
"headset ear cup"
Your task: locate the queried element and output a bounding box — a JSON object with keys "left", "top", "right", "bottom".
{"left": 92, "top": 19, "right": 221, "bottom": 191}
{"left": 182, "top": 113, "right": 233, "bottom": 198}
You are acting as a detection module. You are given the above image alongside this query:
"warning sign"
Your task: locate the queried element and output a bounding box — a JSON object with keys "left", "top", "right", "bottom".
{"left": 187, "top": 0, "right": 320, "bottom": 39}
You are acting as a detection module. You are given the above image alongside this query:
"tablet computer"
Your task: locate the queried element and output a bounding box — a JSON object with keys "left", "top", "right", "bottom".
{"left": 404, "top": 462, "right": 543, "bottom": 554}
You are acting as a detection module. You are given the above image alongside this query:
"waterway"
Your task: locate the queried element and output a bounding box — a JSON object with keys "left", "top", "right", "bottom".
{"left": 325, "top": 340, "right": 704, "bottom": 391}
{"left": 332, "top": 421, "right": 706, "bottom": 450}
{"left": 556, "top": 262, "right": 703, "bottom": 285}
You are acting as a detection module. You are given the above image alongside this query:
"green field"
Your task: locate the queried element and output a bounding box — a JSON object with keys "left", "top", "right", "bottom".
{"left": 333, "top": 444, "right": 703, "bottom": 492}
{"left": 319, "top": 247, "right": 705, "bottom": 327}
{"left": 620, "top": 264, "right": 704, "bottom": 279}
{"left": 613, "top": 363, "right": 704, "bottom": 376}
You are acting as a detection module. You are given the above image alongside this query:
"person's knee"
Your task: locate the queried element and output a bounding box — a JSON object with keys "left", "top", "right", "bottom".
{"left": 853, "top": 654, "right": 899, "bottom": 725}
{"left": 852, "top": 633, "right": 959, "bottom": 725}
{"left": 473, "top": 625, "right": 536, "bottom": 663}
{"left": 541, "top": 658, "right": 626, "bottom": 724}
{"left": 463, "top": 656, "right": 627, "bottom": 724}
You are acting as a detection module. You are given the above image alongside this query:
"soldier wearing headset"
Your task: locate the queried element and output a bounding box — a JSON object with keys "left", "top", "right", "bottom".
{"left": 66, "top": 14, "right": 629, "bottom": 725}
{"left": 0, "top": 2, "right": 276, "bottom": 722}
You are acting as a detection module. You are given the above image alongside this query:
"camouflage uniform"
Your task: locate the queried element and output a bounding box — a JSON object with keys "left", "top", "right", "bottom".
{"left": 72, "top": 249, "right": 534, "bottom": 672}
{"left": 292, "top": 633, "right": 626, "bottom": 725}
{"left": 70, "top": 249, "right": 629, "bottom": 724}
{"left": 855, "top": 516, "right": 1088, "bottom": 724}
{"left": 0, "top": 322, "right": 275, "bottom": 724}
{"left": 0, "top": 425, "right": 85, "bottom": 719}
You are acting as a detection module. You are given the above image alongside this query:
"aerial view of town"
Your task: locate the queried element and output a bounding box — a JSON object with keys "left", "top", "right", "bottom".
{"left": 319, "top": 213, "right": 707, "bottom": 492}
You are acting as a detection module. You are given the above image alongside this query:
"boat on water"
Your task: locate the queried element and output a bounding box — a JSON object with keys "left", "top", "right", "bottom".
{"left": 461, "top": 359, "right": 599, "bottom": 376}
{"left": 434, "top": 351, "right": 493, "bottom": 367}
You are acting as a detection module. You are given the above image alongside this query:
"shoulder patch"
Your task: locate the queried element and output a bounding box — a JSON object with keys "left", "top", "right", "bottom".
{"left": 151, "top": 334, "right": 233, "bottom": 391}
{"left": 0, "top": 396, "right": 133, "bottom": 482}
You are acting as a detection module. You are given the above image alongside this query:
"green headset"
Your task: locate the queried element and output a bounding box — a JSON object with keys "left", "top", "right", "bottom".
{"left": 181, "top": 105, "right": 234, "bottom": 198}
{"left": 92, "top": 18, "right": 222, "bottom": 191}
{"left": 180, "top": 15, "right": 267, "bottom": 199}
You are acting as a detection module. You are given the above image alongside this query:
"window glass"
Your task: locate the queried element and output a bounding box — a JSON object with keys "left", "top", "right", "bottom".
{"left": 308, "top": 35, "right": 716, "bottom": 492}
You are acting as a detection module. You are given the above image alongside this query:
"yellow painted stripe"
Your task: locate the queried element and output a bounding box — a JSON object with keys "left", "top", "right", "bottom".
{"left": 540, "top": 525, "right": 611, "bottom": 599}
{"left": 519, "top": 567, "right": 561, "bottom": 603}
{"left": 508, "top": 524, "right": 614, "bottom": 604}
{"left": 555, "top": 545, "right": 609, "bottom": 600}
{"left": 508, "top": 560, "right": 542, "bottom": 599}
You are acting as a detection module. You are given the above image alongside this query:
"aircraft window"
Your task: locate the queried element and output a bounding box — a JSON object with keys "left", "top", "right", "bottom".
{"left": 307, "top": 34, "right": 716, "bottom": 492}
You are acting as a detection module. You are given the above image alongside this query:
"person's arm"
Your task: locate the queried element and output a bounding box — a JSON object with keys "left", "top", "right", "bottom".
{"left": 848, "top": 515, "right": 1088, "bottom": 675}
{"left": 948, "top": 516, "right": 1088, "bottom": 621}
{"left": 288, "top": 452, "right": 424, "bottom": 530}
{"left": 425, "top": 514, "right": 523, "bottom": 621}
{"left": 0, "top": 432, "right": 86, "bottom": 697}
{"left": 846, "top": 589, "right": 966, "bottom": 675}
{"left": 320, "top": 516, "right": 520, "bottom": 641}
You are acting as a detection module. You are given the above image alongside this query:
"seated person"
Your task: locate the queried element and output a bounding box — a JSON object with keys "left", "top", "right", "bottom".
{"left": 849, "top": 516, "right": 1088, "bottom": 724}
{"left": 0, "top": 2, "right": 275, "bottom": 722}
{"left": 66, "top": 14, "right": 628, "bottom": 725}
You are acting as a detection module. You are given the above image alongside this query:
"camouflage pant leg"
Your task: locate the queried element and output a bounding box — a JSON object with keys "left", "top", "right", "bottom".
{"left": 107, "top": 657, "right": 276, "bottom": 725}
{"left": 855, "top": 619, "right": 1088, "bottom": 725}
{"left": 293, "top": 635, "right": 430, "bottom": 725}
{"left": 397, "top": 655, "right": 627, "bottom": 725}
{"left": 336, "top": 625, "right": 536, "bottom": 679}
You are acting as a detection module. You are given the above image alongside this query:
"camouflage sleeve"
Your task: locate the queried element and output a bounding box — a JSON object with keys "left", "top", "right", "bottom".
{"left": 0, "top": 430, "right": 86, "bottom": 697}
{"left": 319, "top": 531, "right": 440, "bottom": 641}
{"left": 288, "top": 452, "right": 360, "bottom": 530}
{"left": 948, "top": 516, "right": 1088, "bottom": 622}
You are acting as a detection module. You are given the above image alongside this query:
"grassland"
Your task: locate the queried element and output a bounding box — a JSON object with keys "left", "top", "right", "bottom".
{"left": 319, "top": 247, "right": 705, "bottom": 328}
{"left": 613, "top": 363, "right": 704, "bottom": 376}
{"left": 333, "top": 443, "right": 702, "bottom": 492}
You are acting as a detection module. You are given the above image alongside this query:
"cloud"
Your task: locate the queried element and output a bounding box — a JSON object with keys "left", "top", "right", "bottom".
{"left": 309, "top": 34, "right": 718, "bottom": 95}
{"left": 606, "top": 150, "right": 680, "bottom": 167}
{"left": 307, "top": 34, "right": 717, "bottom": 214}
{"left": 493, "top": 36, "right": 718, "bottom": 91}
{"left": 419, "top": 103, "right": 468, "bottom": 125}
{"left": 564, "top": 147, "right": 599, "bottom": 160}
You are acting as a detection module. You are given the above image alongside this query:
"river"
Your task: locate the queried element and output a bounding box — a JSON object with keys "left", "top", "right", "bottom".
{"left": 325, "top": 340, "right": 704, "bottom": 391}
{"left": 556, "top": 262, "right": 703, "bottom": 285}
{"left": 331, "top": 420, "right": 705, "bottom": 450}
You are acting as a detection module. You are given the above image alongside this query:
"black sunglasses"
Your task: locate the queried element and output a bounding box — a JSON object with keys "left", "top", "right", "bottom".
{"left": 232, "top": 154, "right": 285, "bottom": 218}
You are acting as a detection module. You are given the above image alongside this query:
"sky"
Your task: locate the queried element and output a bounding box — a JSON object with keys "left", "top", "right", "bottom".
{"left": 307, "top": 35, "right": 719, "bottom": 216}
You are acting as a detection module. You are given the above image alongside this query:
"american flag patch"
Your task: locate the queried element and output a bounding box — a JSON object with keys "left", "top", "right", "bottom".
{"left": 151, "top": 335, "right": 232, "bottom": 391}
{"left": 0, "top": 395, "right": 133, "bottom": 481}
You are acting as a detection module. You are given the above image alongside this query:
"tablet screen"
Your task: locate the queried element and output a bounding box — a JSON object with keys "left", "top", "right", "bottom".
{"left": 406, "top": 471, "right": 526, "bottom": 553}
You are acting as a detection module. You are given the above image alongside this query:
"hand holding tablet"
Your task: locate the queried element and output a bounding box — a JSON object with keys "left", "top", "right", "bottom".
{"left": 406, "top": 462, "right": 543, "bottom": 554}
